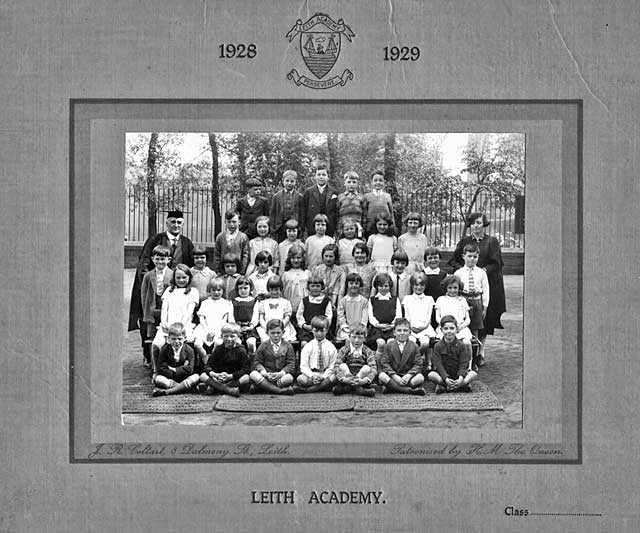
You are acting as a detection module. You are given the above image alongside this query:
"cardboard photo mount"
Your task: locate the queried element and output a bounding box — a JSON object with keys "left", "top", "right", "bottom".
{"left": 70, "top": 99, "right": 581, "bottom": 463}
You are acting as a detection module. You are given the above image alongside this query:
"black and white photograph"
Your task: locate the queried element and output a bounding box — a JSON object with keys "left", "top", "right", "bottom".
{"left": 3, "top": 0, "right": 638, "bottom": 531}
{"left": 121, "top": 131, "right": 525, "bottom": 429}
{"left": 70, "top": 99, "right": 577, "bottom": 464}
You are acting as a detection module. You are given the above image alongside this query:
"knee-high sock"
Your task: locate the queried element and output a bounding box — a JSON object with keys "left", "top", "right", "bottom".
{"left": 384, "top": 378, "right": 412, "bottom": 394}
{"left": 206, "top": 377, "right": 238, "bottom": 395}
{"left": 301, "top": 378, "right": 333, "bottom": 393}
{"left": 165, "top": 376, "right": 198, "bottom": 395}
{"left": 257, "top": 378, "right": 288, "bottom": 394}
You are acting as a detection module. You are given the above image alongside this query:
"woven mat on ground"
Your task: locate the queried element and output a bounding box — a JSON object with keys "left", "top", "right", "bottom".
{"left": 353, "top": 381, "right": 503, "bottom": 412}
{"left": 122, "top": 383, "right": 218, "bottom": 413}
{"left": 122, "top": 358, "right": 216, "bottom": 413}
{"left": 215, "top": 392, "right": 355, "bottom": 412}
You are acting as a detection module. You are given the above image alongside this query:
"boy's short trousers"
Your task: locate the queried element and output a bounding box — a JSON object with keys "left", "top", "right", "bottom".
{"left": 366, "top": 325, "right": 394, "bottom": 347}
{"left": 464, "top": 295, "right": 484, "bottom": 330}
{"left": 297, "top": 328, "right": 314, "bottom": 344}
{"left": 238, "top": 324, "right": 258, "bottom": 344}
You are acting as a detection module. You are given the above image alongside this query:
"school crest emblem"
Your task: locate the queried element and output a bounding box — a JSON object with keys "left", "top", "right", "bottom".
{"left": 286, "top": 13, "right": 355, "bottom": 89}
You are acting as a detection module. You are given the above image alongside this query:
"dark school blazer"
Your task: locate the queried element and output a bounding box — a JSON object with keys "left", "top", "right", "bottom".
{"left": 301, "top": 185, "right": 338, "bottom": 237}
{"left": 236, "top": 196, "right": 269, "bottom": 239}
{"left": 270, "top": 189, "right": 303, "bottom": 235}
{"left": 379, "top": 339, "right": 424, "bottom": 376}
{"left": 157, "top": 343, "right": 196, "bottom": 381}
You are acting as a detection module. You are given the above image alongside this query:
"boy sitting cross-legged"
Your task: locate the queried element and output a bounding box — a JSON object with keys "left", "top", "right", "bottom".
{"left": 198, "top": 322, "right": 251, "bottom": 397}
{"left": 295, "top": 315, "right": 337, "bottom": 393}
{"left": 428, "top": 315, "right": 477, "bottom": 393}
{"left": 332, "top": 325, "right": 377, "bottom": 397}
{"left": 152, "top": 322, "right": 200, "bottom": 397}
{"left": 249, "top": 319, "right": 296, "bottom": 395}
{"left": 376, "top": 317, "right": 426, "bottom": 395}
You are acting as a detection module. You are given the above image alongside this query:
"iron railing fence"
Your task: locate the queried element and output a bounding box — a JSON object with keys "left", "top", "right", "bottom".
{"left": 125, "top": 184, "right": 524, "bottom": 248}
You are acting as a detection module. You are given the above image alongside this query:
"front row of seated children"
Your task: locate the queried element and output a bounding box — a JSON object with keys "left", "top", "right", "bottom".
{"left": 152, "top": 315, "right": 477, "bottom": 398}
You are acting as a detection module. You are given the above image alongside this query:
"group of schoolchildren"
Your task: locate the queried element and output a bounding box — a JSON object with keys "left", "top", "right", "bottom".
{"left": 143, "top": 164, "right": 488, "bottom": 399}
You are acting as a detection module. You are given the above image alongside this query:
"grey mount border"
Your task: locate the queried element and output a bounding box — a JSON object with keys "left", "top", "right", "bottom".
{"left": 69, "top": 98, "right": 583, "bottom": 464}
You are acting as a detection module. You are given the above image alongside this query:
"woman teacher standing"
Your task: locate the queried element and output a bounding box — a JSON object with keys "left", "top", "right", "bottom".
{"left": 449, "top": 212, "right": 506, "bottom": 366}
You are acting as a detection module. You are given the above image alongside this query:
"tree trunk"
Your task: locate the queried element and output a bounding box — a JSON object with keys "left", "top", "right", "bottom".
{"left": 462, "top": 185, "right": 487, "bottom": 234}
{"left": 383, "top": 133, "right": 402, "bottom": 233}
{"left": 236, "top": 133, "right": 248, "bottom": 192}
{"left": 208, "top": 133, "right": 222, "bottom": 236}
{"left": 146, "top": 132, "right": 159, "bottom": 237}
{"left": 326, "top": 133, "right": 339, "bottom": 187}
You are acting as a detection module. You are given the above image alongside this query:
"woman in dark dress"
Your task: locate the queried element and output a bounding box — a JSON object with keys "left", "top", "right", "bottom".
{"left": 449, "top": 212, "right": 506, "bottom": 366}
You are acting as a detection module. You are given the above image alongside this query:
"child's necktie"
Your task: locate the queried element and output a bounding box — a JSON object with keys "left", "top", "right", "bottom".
{"left": 468, "top": 268, "right": 475, "bottom": 292}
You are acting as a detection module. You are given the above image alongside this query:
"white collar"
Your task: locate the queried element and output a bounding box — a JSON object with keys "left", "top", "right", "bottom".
{"left": 166, "top": 232, "right": 180, "bottom": 242}
{"left": 350, "top": 345, "right": 363, "bottom": 356}
{"left": 376, "top": 293, "right": 392, "bottom": 300}
{"left": 424, "top": 267, "right": 440, "bottom": 274}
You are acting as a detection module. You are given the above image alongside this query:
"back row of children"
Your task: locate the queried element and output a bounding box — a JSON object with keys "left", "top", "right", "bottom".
{"left": 238, "top": 165, "right": 395, "bottom": 241}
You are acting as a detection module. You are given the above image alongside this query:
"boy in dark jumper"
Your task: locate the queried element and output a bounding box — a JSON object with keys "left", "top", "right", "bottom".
{"left": 198, "top": 323, "right": 251, "bottom": 397}
{"left": 152, "top": 323, "right": 200, "bottom": 396}
{"left": 428, "top": 315, "right": 477, "bottom": 393}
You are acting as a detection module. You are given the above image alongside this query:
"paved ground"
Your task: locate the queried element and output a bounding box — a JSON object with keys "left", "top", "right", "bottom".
{"left": 122, "top": 270, "right": 523, "bottom": 428}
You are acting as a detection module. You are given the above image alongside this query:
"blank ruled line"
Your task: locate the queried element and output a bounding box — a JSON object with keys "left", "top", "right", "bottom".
{"left": 529, "top": 512, "right": 603, "bottom": 517}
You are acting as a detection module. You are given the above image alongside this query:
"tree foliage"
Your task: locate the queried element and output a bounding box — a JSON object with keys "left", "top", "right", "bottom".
{"left": 223, "top": 133, "right": 316, "bottom": 194}
{"left": 458, "top": 133, "right": 525, "bottom": 230}
{"left": 126, "top": 132, "right": 525, "bottom": 240}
